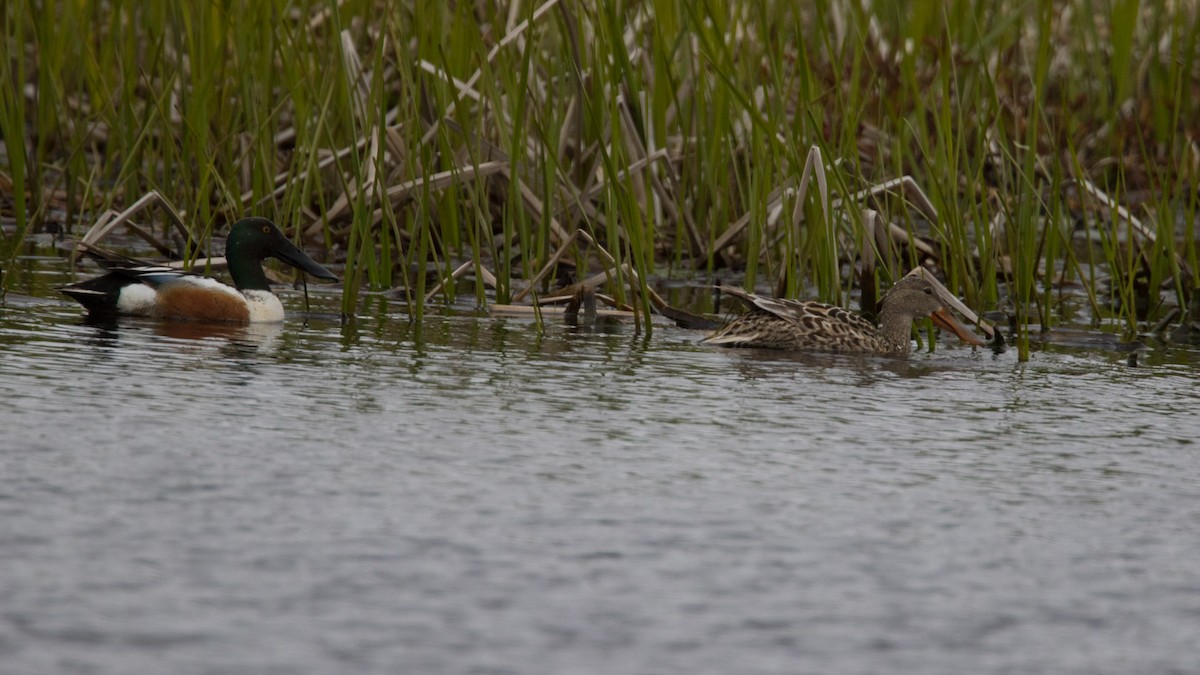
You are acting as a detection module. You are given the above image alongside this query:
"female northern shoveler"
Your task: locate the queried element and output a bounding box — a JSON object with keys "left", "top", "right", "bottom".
{"left": 702, "top": 268, "right": 985, "bottom": 354}
{"left": 60, "top": 217, "right": 338, "bottom": 323}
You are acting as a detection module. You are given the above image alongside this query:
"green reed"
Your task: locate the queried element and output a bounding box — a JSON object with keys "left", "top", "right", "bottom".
{"left": 3, "top": 0, "right": 1198, "bottom": 346}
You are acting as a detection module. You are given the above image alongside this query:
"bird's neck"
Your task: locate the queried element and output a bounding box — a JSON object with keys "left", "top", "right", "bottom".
{"left": 226, "top": 250, "right": 271, "bottom": 292}
{"left": 876, "top": 305, "right": 914, "bottom": 352}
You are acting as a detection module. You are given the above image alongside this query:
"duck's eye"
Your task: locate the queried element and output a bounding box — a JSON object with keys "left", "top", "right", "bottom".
{"left": 262, "top": 225, "right": 271, "bottom": 234}
{"left": 924, "top": 288, "right": 933, "bottom": 295}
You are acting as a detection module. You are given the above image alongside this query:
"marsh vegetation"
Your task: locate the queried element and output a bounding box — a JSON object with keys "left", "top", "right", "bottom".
{"left": 2, "top": 0, "right": 1198, "bottom": 359}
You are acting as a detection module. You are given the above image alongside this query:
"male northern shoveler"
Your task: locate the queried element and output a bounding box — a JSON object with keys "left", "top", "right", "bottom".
{"left": 60, "top": 217, "right": 338, "bottom": 323}
{"left": 702, "top": 268, "right": 986, "bottom": 354}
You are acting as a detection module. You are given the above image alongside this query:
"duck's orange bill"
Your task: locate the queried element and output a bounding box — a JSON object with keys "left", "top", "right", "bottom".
{"left": 931, "top": 308, "right": 987, "bottom": 346}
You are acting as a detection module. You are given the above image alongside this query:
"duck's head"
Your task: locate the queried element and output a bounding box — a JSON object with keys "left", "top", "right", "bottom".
{"left": 225, "top": 217, "right": 338, "bottom": 289}
{"left": 883, "top": 269, "right": 985, "bottom": 346}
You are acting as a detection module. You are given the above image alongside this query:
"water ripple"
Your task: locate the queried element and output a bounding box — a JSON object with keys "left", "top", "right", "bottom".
{"left": 2, "top": 302, "right": 1199, "bottom": 674}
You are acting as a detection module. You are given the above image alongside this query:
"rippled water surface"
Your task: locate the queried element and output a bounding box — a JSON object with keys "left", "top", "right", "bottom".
{"left": 3, "top": 262, "right": 1200, "bottom": 674}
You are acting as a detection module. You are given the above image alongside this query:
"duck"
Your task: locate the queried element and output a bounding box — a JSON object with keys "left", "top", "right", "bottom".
{"left": 60, "top": 217, "right": 338, "bottom": 322}
{"left": 702, "top": 268, "right": 986, "bottom": 354}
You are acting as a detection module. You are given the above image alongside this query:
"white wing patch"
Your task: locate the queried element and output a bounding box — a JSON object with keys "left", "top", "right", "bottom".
{"left": 116, "top": 284, "right": 160, "bottom": 315}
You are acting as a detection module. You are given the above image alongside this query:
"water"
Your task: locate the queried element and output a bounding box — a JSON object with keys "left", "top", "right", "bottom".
{"left": 3, "top": 260, "right": 1200, "bottom": 674}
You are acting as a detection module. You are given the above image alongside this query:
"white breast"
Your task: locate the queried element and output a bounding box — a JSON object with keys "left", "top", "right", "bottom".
{"left": 242, "top": 289, "right": 286, "bottom": 322}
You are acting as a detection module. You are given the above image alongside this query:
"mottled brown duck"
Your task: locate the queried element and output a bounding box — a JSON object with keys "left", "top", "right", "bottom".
{"left": 702, "top": 268, "right": 985, "bottom": 355}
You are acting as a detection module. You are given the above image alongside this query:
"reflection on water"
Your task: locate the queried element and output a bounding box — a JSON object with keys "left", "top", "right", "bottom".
{"left": 2, "top": 265, "right": 1200, "bottom": 674}
{"left": 72, "top": 315, "right": 287, "bottom": 357}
